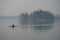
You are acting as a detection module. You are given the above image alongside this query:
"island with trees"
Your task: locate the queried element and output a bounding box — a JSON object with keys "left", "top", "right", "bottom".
{"left": 19, "top": 9, "right": 54, "bottom": 25}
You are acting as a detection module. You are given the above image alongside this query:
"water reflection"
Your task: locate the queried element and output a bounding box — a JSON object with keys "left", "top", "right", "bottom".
{"left": 20, "top": 23, "right": 54, "bottom": 31}
{"left": 30, "top": 24, "right": 53, "bottom": 31}
{"left": 20, "top": 25, "right": 29, "bottom": 30}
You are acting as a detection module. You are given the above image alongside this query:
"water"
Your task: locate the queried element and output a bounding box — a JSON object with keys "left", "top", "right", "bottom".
{"left": 0, "top": 19, "right": 60, "bottom": 40}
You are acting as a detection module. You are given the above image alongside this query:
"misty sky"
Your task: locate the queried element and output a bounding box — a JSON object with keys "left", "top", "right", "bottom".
{"left": 0, "top": 0, "right": 60, "bottom": 16}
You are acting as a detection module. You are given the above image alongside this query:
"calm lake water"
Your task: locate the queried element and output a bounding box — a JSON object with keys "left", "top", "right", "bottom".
{"left": 0, "top": 19, "right": 60, "bottom": 40}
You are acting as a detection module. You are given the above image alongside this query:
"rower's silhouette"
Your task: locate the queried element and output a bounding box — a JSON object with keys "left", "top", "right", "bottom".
{"left": 9, "top": 24, "right": 16, "bottom": 29}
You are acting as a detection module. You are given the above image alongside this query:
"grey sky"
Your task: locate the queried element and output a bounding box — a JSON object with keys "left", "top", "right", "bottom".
{"left": 0, "top": 0, "right": 60, "bottom": 16}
